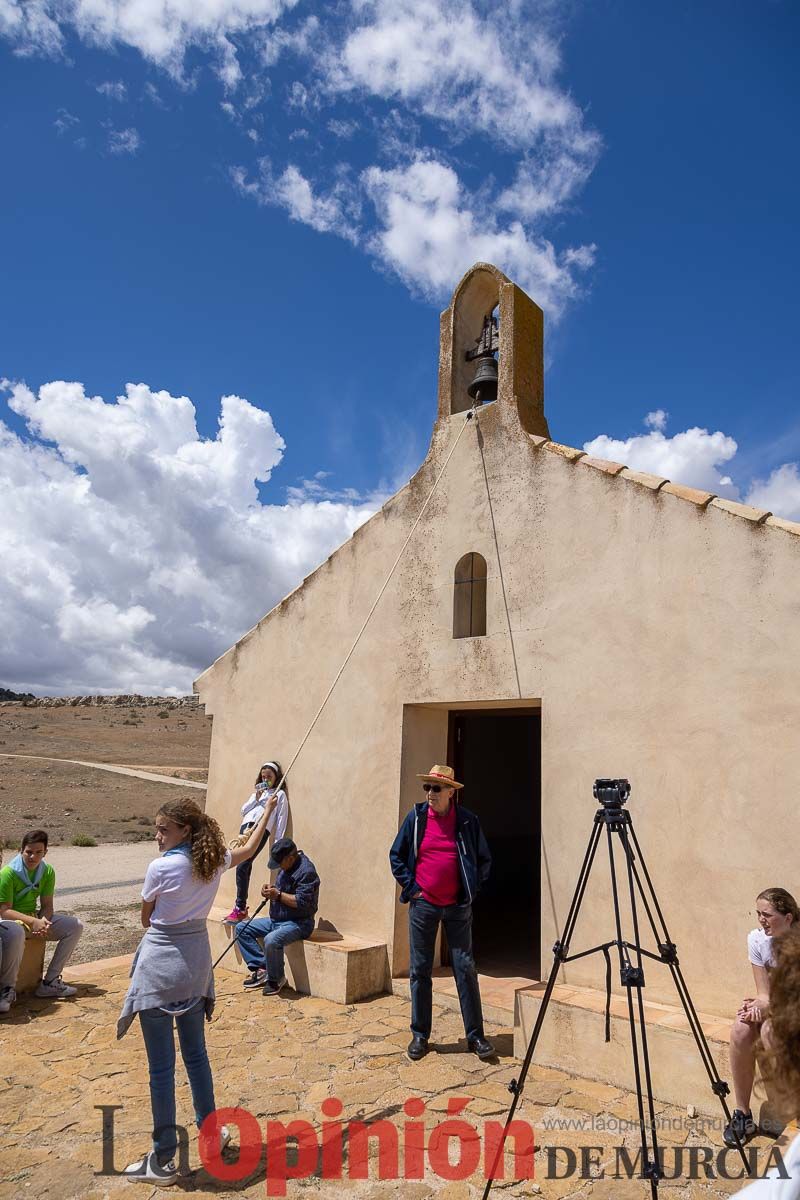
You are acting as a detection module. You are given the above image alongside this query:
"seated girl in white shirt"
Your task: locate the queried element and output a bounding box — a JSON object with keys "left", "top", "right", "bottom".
{"left": 725, "top": 888, "right": 799, "bottom": 1149}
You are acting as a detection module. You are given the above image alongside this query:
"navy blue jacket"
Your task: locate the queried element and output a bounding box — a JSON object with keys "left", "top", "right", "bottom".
{"left": 389, "top": 802, "right": 491, "bottom": 905}
{"left": 270, "top": 851, "right": 319, "bottom": 923}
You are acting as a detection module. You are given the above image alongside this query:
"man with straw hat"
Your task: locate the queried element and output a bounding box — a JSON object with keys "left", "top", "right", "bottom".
{"left": 389, "top": 764, "right": 494, "bottom": 1062}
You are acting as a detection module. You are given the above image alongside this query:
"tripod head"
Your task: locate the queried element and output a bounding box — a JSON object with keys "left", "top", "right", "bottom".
{"left": 593, "top": 777, "right": 631, "bottom": 809}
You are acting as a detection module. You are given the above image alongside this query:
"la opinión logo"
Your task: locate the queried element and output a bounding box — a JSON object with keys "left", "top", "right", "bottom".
{"left": 96, "top": 1097, "right": 535, "bottom": 1195}
{"left": 96, "top": 1101, "right": 789, "bottom": 1194}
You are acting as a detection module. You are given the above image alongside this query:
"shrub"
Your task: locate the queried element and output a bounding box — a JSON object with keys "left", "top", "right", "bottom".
{"left": 157, "top": 711, "right": 170, "bottom": 719}
{"left": 71, "top": 833, "right": 97, "bottom": 847}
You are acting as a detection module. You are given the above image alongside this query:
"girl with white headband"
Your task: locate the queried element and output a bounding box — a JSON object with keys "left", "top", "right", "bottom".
{"left": 223, "top": 760, "right": 288, "bottom": 924}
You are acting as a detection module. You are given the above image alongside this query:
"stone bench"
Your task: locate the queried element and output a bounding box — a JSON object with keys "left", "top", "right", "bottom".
{"left": 16, "top": 932, "right": 46, "bottom": 994}
{"left": 208, "top": 908, "right": 389, "bottom": 1005}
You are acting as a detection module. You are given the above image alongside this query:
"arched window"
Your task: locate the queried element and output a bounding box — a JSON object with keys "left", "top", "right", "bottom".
{"left": 453, "top": 553, "right": 487, "bottom": 639}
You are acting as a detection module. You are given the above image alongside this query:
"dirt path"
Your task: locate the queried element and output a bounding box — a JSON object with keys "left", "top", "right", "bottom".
{"left": 43, "top": 841, "right": 159, "bottom": 964}
{"left": 0, "top": 752, "right": 206, "bottom": 789}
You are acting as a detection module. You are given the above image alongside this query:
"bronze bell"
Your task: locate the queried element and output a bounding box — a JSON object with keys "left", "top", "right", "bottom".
{"left": 467, "top": 355, "right": 498, "bottom": 404}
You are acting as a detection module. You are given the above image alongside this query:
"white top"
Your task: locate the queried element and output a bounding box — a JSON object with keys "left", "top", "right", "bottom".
{"left": 142, "top": 848, "right": 233, "bottom": 927}
{"left": 748, "top": 927, "right": 775, "bottom": 969}
{"left": 735, "top": 1130, "right": 800, "bottom": 1198}
{"left": 240, "top": 787, "right": 288, "bottom": 842}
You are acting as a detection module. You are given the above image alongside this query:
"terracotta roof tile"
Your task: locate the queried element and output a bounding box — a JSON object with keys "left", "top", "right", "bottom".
{"left": 710, "top": 497, "right": 771, "bottom": 524}
{"left": 620, "top": 468, "right": 668, "bottom": 491}
{"left": 765, "top": 515, "right": 800, "bottom": 537}
{"left": 522, "top": 432, "right": 795, "bottom": 540}
{"left": 542, "top": 441, "right": 585, "bottom": 462}
{"left": 579, "top": 455, "right": 626, "bottom": 476}
{"left": 662, "top": 482, "right": 716, "bottom": 507}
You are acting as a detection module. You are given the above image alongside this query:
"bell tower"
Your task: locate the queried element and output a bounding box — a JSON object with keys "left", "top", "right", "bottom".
{"left": 436, "top": 262, "right": 549, "bottom": 438}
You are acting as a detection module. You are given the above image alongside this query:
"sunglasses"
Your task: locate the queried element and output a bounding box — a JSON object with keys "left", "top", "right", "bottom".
{"left": 422, "top": 783, "right": 447, "bottom": 793}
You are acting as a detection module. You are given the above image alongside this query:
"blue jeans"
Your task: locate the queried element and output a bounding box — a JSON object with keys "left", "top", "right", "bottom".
{"left": 409, "top": 898, "right": 485, "bottom": 1042}
{"left": 139, "top": 999, "right": 215, "bottom": 1166}
{"left": 235, "top": 915, "right": 314, "bottom": 981}
{"left": 234, "top": 827, "right": 270, "bottom": 909}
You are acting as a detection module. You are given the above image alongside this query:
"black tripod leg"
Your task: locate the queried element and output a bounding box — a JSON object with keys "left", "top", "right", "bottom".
{"left": 623, "top": 821, "right": 751, "bottom": 1175}
{"left": 620, "top": 821, "right": 664, "bottom": 1197}
{"left": 606, "top": 823, "right": 661, "bottom": 1199}
{"left": 481, "top": 818, "right": 605, "bottom": 1199}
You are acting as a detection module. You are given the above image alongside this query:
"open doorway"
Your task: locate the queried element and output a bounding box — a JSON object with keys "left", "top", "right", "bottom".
{"left": 448, "top": 709, "right": 541, "bottom": 978}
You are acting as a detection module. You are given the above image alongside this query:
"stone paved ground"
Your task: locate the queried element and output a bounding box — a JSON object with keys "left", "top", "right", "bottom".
{"left": 2, "top": 958, "right": 773, "bottom": 1200}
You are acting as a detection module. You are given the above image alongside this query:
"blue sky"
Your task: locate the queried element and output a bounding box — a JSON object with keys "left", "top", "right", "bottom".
{"left": 1, "top": 0, "right": 798, "bottom": 693}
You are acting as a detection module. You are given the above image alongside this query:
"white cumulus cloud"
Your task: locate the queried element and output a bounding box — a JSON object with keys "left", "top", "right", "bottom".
{"left": 746, "top": 463, "right": 800, "bottom": 521}
{"left": 644, "top": 409, "right": 668, "bottom": 431}
{"left": 0, "top": 0, "right": 298, "bottom": 80}
{"left": 582, "top": 414, "right": 800, "bottom": 522}
{"left": 4, "top": 0, "right": 602, "bottom": 316}
{"left": 1, "top": 379, "right": 380, "bottom": 694}
{"left": 232, "top": 160, "right": 361, "bottom": 241}
{"left": 363, "top": 157, "right": 594, "bottom": 312}
{"left": 583, "top": 424, "right": 739, "bottom": 494}
{"left": 327, "top": 0, "right": 594, "bottom": 156}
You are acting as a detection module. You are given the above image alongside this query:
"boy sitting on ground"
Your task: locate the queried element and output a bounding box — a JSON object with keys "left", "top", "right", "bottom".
{"left": 0, "top": 828, "right": 84, "bottom": 1001}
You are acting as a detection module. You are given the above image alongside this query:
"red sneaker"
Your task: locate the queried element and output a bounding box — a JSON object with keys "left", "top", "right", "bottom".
{"left": 222, "top": 907, "right": 248, "bottom": 924}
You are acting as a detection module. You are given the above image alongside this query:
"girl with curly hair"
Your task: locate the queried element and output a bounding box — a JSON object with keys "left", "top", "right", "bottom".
{"left": 724, "top": 888, "right": 800, "bottom": 1150}
{"left": 735, "top": 927, "right": 800, "bottom": 1196}
{"left": 117, "top": 794, "right": 276, "bottom": 1186}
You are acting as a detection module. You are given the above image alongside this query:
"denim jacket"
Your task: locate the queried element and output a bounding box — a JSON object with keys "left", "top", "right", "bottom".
{"left": 270, "top": 852, "right": 320, "bottom": 923}
{"left": 389, "top": 802, "right": 491, "bottom": 905}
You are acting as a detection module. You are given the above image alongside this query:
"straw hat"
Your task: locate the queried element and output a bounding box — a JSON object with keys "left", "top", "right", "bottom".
{"left": 416, "top": 764, "right": 464, "bottom": 790}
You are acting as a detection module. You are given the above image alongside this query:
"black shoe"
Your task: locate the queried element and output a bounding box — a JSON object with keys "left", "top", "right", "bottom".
{"left": 468, "top": 1036, "right": 495, "bottom": 1060}
{"left": 262, "top": 975, "right": 287, "bottom": 996}
{"left": 407, "top": 1036, "right": 429, "bottom": 1061}
{"left": 243, "top": 969, "right": 266, "bottom": 989}
{"left": 723, "top": 1109, "right": 757, "bottom": 1149}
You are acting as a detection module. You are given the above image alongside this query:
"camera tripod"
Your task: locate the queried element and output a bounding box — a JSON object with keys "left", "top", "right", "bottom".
{"left": 483, "top": 779, "right": 751, "bottom": 1199}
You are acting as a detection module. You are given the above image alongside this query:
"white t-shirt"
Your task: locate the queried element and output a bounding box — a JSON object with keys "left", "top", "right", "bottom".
{"left": 240, "top": 788, "right": 288, "bottom": 842}
{"left": 142, "top": 848, "right": 232, "bottom": 927}
{"left": 748, "top": 927, "right": 775, "bottom": 969}
{"left": 735, "top": 1130, "right": 800, "bottom": 1198}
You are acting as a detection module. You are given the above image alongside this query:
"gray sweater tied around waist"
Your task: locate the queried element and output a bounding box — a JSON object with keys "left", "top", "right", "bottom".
{"left": 117, "top": 918, "right": 214, "bottom": 1039}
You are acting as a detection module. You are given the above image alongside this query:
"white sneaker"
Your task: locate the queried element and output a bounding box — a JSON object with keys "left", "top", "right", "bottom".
{"left": 0, "top": 986, "right": 15, "bottom": 1013}
{"left": 35, "top": 975, "right": 78, "bottom": 998}
{"left": 123, "top": 1151, "right": 178, "bottom": 1186}
{"left": 220, "top": 1124, "right": 231, "bottom": 1153}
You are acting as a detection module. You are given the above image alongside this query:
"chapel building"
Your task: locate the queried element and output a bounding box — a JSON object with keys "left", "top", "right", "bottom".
{"left": 196, "top": 262, "right": 800, "bottom": 1029}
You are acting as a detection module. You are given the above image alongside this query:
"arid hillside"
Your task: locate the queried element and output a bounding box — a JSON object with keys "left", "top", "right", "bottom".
{"left": 0, "top": 701, "right": 211, "bottom": 846}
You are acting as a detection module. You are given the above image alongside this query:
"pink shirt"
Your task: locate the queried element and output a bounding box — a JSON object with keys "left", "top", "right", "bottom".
{"left": 415, "top": 803, "right": 460, "bottom": 906}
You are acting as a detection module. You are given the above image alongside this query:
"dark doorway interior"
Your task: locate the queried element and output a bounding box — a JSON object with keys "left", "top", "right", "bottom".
{"left": 449, "top": 709, "right": 541, "bottom": 979}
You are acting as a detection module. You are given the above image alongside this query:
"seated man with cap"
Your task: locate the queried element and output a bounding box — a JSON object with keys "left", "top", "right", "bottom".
{"left": 389, "top": 763, "right": 494, "bottom": 1062}
{"left": 234, "top": 838, "right": 320, "bottom": 996}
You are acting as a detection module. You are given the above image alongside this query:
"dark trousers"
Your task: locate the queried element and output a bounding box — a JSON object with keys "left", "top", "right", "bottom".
{"left": 409, "top": 898, "right": 484, "bottom": 1042}
{"left": 234, "top": 827, "right": 270, "bottom": 909}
